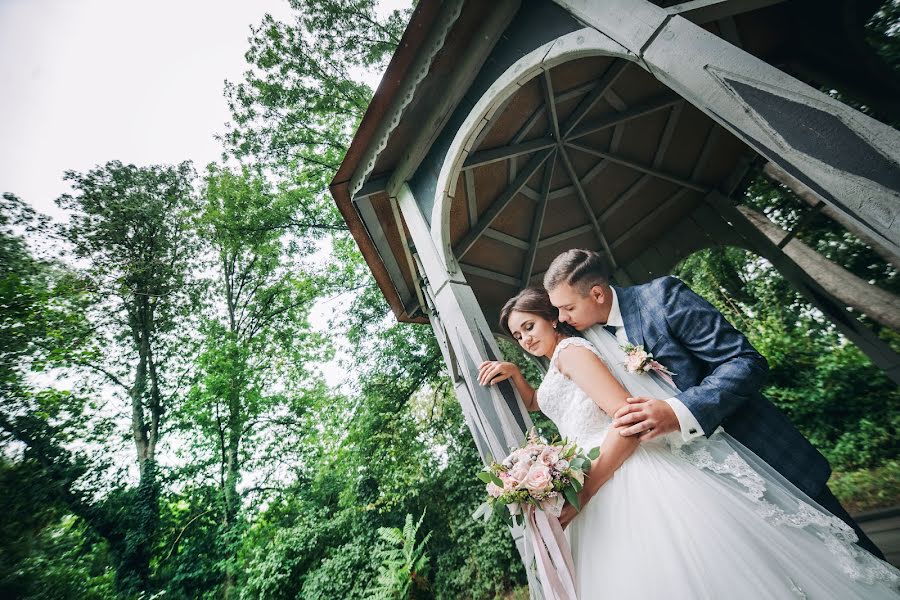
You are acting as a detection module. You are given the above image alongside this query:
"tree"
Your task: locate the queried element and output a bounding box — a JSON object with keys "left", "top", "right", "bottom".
{"left": 55, "top": 160, "right": 200, "bottom": 594}
{"left": 183, "top": 165, "right": 323, "bottom": 597}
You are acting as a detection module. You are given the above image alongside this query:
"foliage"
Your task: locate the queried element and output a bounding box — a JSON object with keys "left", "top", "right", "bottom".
{"left": 674, "top": 242, "right": 899, "bottom": 472}
{"left": 830, "top": 461, "right": 900, "bottom": 515}
{"left": 369, "top": 511, "right": 433, "bottom": 600}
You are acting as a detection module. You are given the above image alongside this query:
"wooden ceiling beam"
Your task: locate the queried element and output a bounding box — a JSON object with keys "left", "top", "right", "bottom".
{"left": 460, "top": 263, "right": 522, "bottom": 287}
{"left": 521, "top": 155, "right": 556, "bottom": 286}
{"left": 567, "top": 93, "right": 683, "bottom": 140}
{"left": 611, "top": 188, "right": 693, "bottom": 251}
{"left": 454, "top": 149, "right": 554, "bottom": 258}
{"left": 561, "top": 61, "right": 629, "bottom": 139}
{"left": 483, "top": 227, "right": 530, "bottom": 250}
{"left": 668, "top": 0, "right": 788, "bottom": 24}
{"left": 559, "top": 146, "right": 618, "bottom": 268}
{"left": 566, "top": 141, "right": 709, "bottom": 192}
{"left": 462, "top": 137, "right": 556, "bottom": 170}
{"left": 543, "top": 71, "right": 562, "bottom": 141}
{"left": 538, "top": 224, "right": 594, "bottom": 249}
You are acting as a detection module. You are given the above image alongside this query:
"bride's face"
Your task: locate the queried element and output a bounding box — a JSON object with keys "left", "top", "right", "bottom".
{"left": 507, "top": 310, "right": 557, "bottom": 358}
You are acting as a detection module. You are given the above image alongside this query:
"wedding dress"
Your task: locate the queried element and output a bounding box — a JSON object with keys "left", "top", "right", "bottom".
{"left": 536, "top": 333, "right": 900, "bottom": 599}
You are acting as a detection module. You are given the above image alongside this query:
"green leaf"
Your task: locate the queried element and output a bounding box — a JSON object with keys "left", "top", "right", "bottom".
{"left": 489, "top": 473, "right": 504, "bottom": 487}
{"left": 563, "top": 486, "right": 581, "bottom": 512}
{"left": 587, "top": 447, "right": 601, "bottom": 460}
{"left": 477, "top": 471, "right": 493, "bottom": 484}
{"left": 570, "top": 477, "right": 582, "bottom": 493}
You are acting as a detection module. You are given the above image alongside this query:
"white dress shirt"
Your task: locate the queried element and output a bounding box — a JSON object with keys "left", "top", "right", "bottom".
{"left": 602, "top": 288, "right": 705, "bottom": 442}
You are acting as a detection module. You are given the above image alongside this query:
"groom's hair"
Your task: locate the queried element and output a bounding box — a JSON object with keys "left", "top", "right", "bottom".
{"left": 543, "top": 249, "right": 610, "bottom": 296}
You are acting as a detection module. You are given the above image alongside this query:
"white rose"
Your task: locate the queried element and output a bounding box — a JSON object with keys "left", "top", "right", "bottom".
{"left": 571, "top": 469, "right": 585, "bottom": 485}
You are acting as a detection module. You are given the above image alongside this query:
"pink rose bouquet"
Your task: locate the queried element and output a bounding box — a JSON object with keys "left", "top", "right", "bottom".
{"left": 475, "top": 429, "right": 600, "bottom": 527}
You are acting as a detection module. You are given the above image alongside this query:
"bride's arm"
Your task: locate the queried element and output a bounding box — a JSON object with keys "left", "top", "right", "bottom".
{"left": 557, "top": 346, "right": 641, "bottom": 510}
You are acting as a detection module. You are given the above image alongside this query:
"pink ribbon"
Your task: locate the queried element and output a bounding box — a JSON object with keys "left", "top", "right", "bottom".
{"left": 525, "top": 505, "right": 578, "bottom": 600}
{"left": 649, "top": 360, "right": 676, "bottom": 388}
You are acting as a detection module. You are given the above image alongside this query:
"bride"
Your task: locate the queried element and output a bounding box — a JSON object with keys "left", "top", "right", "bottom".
{"left": 478, "top": 287, "right": 899, "bottom": 599}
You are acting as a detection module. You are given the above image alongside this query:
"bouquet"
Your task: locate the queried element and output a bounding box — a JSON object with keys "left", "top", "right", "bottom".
{"left": 475, "top": 429, "right": 600, "bottom": 527}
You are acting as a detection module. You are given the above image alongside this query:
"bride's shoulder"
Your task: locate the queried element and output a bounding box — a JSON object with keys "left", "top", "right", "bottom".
{"left": 555, "top": 336, "right": 596, "bottom": 353}
{"left": 553, "top": 337, "right": 604, "bottom": 371}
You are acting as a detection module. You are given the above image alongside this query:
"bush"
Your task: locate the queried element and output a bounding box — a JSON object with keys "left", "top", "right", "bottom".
{"left": 829, "top": 461, "right": 900, "bottom": 515}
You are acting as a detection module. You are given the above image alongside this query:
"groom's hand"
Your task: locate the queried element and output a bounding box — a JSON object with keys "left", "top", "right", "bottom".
{"left": 613, "top": 397, "right": 679, "bottom": 442}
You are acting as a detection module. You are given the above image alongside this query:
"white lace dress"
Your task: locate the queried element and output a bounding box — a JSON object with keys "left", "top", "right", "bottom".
{"left": 536, "top": 335, "right": 900, "bottom": 600}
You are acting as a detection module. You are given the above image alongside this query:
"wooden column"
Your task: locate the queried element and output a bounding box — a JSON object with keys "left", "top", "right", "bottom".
{"left": 395, "top": 183, "right": 545, "bottom": 597}
{"left": 707, "top": 191, "right": 900, "bottom": 385}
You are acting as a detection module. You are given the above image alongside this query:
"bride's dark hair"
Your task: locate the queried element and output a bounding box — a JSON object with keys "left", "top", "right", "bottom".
{"left": 499, "top": 287, "right": 581, "bottom": 338}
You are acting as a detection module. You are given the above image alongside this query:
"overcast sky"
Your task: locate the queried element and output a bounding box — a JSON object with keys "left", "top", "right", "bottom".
{"left": 0, "top": 0, "right": 374, "bottom": 220}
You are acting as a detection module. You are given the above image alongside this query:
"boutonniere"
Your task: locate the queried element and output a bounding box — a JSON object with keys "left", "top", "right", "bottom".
{"left": 621, "top": 343, "right": 676, "bottom": 387}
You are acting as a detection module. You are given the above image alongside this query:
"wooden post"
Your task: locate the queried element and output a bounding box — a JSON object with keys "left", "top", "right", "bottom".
{"left": 395, "top": 182, "right": 545, "bottom": 596}
{"left": 707, "top": 191, "right": 900, "bottom": 385}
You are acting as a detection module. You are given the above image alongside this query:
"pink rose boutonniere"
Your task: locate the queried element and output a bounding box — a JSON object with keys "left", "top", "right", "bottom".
{"left": 621, "top": 342, "right": 676, "bottom": 388}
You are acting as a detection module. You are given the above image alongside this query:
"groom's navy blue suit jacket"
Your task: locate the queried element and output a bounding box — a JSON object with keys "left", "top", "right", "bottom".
{"left": 613, "top": 276, "right": 831, "bottom": 498}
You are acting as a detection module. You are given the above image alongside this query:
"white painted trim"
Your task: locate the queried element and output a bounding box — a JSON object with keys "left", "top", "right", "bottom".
{"left": 430, "top": 27, "right": 638, "bottom": 270}
{"left": 667, "top": 0, "right": 787, "bottom": 24}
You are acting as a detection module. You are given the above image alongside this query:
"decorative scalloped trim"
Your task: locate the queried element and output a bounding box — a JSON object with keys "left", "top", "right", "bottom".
{"left": 349, "top": 0, "right": 466, "bottom": 198}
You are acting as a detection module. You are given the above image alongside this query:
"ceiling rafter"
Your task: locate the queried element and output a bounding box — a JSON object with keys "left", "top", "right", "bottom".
{"left": 460, "top": 263, "right": 522, "bottom": 287}
{"left": 568, "top": 93, "right": 682, "bottom": 139}
{"left": 566, "top": 142, "right": 709, "bottom": 192}
{"left": 561, "top": 60, "right": 629, "bottom": 138}
{"left": 463, "top": 137, "right": 556, "bottom": 170}
{"left": 454, "top": 149, "right": 554, "bottom": 258}
{"left": 559, "top": 146, "right": 618, "bottom": 269}
{"left": 483, "top": 227, "right": 530, "bottom": 250}
{"left": 521, "top": 153, "right": 556, "bottom": 287}
{"left": 611, "top": 188, "right": 694, "bottom": 252}
{"left": 543, "top": 71, "right": 562, "bottom": 141}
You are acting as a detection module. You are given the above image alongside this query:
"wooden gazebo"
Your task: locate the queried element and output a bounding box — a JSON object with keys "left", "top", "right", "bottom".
{"left": 330, "top": 0, "right": 900, "bottom": 591}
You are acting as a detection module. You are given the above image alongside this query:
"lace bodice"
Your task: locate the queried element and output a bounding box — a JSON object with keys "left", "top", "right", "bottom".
{"left": 536, "top": 337, "right": 614, "bottom": 448}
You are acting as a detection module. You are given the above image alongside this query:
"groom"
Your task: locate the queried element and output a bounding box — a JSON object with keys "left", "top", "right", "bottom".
{"left": 543, "top": 248, "right": 883, "bottom": 559}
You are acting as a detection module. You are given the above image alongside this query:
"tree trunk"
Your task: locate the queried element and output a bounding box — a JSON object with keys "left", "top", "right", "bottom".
{"left": 738, "top": 205, "right": 900, "bottom": 331}
{"left": 121, "top": 301, "right": 162, "bottom": 596}
{"left": 761, "top": 161, "right": 900, "bottom": 271}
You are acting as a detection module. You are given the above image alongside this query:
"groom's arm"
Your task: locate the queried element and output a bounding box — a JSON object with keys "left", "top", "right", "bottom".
{"left": 660, "top": 276, "right": 769, "bottom": 437}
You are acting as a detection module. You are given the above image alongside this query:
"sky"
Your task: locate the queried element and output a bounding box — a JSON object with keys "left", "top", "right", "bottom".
{"left": 0, "top": 0, "right": 406, "bottom": 391}
{"left": 0, "top": 0, "right": 390, "bottom": 218}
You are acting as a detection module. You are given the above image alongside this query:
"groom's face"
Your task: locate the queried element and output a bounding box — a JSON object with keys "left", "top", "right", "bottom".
{"left": 548, "top": 282, "right": 608, "bottom": 331}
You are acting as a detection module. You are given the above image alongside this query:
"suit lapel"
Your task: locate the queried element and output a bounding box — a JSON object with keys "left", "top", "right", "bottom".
{"left": 613, "top": 285, "right": 645, "bottom": 348}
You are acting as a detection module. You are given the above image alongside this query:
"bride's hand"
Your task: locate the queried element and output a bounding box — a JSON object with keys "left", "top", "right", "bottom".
{"left": 477, "top": 360, "right": 520, "bottom": 386}
{"left": 559, "top": 489, "right": 593, "bottom": 529}
{"left": 559, "top": 502, "right": 578, "bottom": 529}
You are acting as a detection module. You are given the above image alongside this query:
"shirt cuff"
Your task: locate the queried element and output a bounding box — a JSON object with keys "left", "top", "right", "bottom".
{"left": 662, "top": 397, "right": 705, "bottom": 442}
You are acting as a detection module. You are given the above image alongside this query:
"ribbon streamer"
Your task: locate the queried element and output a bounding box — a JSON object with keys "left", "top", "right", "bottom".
{"left": 526, "top": 505, "right": 578, "bottom": 600}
